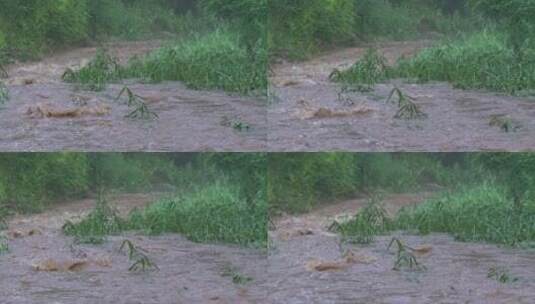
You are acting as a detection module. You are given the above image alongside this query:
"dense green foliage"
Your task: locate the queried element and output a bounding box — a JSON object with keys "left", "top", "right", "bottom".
{"left": 0, "top": 0, "right": 187, "bottom": 59}
{"left": 303, "top": 0, "right": 535, "bottom": 95}
{"left": 287, "top": 152, "right": 535, "bottom": 247}
{"left": 270, "top": 153, "right": 535, "bottom": 215}
{"left": 0, "top": 153, "right": 265, "bottom": 214}
{"left": 127, "top": 181, "right": 267, "bottom": 247}
{"left": 125, "top": 29, "right": 267, "bottom": 93}
{"left": 64, "top": 180, "right": 267, "bottom": 248}
{"left": 392, "top": 31, "right": 535, "bottom": 94}
{"left": 268, "top": 153, "right": 463, "bottom": 213}
{"left": 269, "top": 0, "right": 472, "bottom": 59}
{"left": 0, "top": 153, "right": 267, "bottom": 247}
{"left": 59, "top": 153, "right": 267, "bottom": 248}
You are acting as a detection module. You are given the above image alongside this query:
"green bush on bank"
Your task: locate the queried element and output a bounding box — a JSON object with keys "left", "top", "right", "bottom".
{"left": 125, "top": 29, "right": 267, "bottom": 94}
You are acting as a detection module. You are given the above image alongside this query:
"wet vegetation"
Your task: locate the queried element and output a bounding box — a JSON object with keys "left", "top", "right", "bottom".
{"left": 318, "top": 0, "right": 535, "bottom": 95}
{"left": 270, "top": 0, "right": 474, "bottom": 59}
{"left": 0, "top": 0, "right": 267, "bottom": 94}
{"left": 269, "top": 153, "right": 535, "bottom": 248}
{"left": 0, "top": 153, "right": 267, "bottom": 248}
{"left": 268, "top": 153, "right": 460, "bottom": 213}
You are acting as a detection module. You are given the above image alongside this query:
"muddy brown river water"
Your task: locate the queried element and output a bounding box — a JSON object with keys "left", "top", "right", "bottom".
{"left": 269, "top": 41, "right": 535, "bottom": 151}
{"left": 268, "top": 193, "right": 535, "bottom": 304}
{"left": 2, "top": 192, "right": 535, "bottom": 303}
{"left": 0, "top": 193, "right": 267, "bottom": 304}
{"left": 0, "top": 41, "right": 266, "bottom": 151}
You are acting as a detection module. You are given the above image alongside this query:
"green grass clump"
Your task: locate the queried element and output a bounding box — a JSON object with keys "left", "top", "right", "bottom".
{"left": 394, "top": 183, "right": 535, "bottom": 246}
{"left": 335, "top": 182, "right": 535, "bottom": 247}
{"left": 62, "top": 194, "right": 126, "bottom": 242}
{"left": 336, "top": 196, "right": 392, "bottom": 244}
{"left": 63, "top": 181, "right": 267, "bottom": 248}
{"left": 62, "top": 49, "right": 124, "bottom": 91}
{"left": 392, "top": 31, "right": 535, "bottom": 94}
{"left": 330, "top": 48, "right": 389, "bottom": 91}
{"left": 125, "top": 29, "right": 267, "bottom": 94}
{"left": 127, "top": 181, "right": 267, "bottom": 247}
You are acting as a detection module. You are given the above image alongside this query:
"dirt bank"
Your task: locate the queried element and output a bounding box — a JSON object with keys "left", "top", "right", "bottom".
{"left": 269, "top": 41, "right": 535, "bottom": 151}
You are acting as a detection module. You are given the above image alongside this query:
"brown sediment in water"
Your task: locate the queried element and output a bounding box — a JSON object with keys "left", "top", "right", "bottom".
{"left": 269, "top": 40, "right": 535, "bottom": 152}
{"left": 0, "top": 193, "right": 267, "bottom": 304}
{"left": 267, "top": 192, "right": 535, "bottom": 303}
{"left": 0, "top": 41, "right": 266, "bottom": 152}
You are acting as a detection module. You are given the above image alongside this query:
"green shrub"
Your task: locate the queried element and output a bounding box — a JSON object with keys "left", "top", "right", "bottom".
{"left": 394, "top": 183, "right": 535, "bottom": 246}
{"left": 0, "top": 0, "right": 187, "bottom": 58}
{"left": 392, "top": 31, "right": 535, "bottom": 94}
{"left": 125, "top": 29, "right": 267, "bottom": 94}
{"left": 269, "top": 0, "right": 357, "bottom": 58}
{"left": 0, "top": 0, "right": 89, "bottom": 57}
{"left": 0, "top": 154, "right": 90, "bottom": 213}
{"left": 128, "top": 181, "right": 267, "bottom": 247}
{"left": 268, "top": 153, "right": 361, "bottom": 213}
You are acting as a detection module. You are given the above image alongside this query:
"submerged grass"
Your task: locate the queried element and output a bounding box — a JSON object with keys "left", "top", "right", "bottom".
{"left": 488, "top": 266, "right": 519, "bottom": 284}
{"left": 62, "top": 193, "right": 126, "bottom": 243}
{"left": 336, "top": 195, "right": 391, "bottom": 244}
{"left": 119, "top": 239, "right": 159, "bottom": 272}
{"left": 0, "top": 81, "right": 8, "bottom": 104}
{"left": 330, "top": 31, "right": 535, "bottom": 96}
